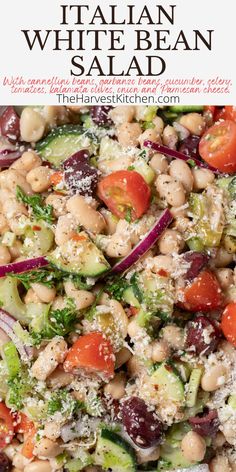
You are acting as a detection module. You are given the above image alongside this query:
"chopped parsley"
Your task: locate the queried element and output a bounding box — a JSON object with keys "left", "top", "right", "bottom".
{"left": 106, "top": 276, "right": 130, "bottom": 301}
{"left": 125, "top": 207, "right": 132, "bottom": 223}
{"left": 47, "top": 389, "right": 84, "bottom": 417}
{"left": 16, "top": 186, "right": 54, "bottom": 224}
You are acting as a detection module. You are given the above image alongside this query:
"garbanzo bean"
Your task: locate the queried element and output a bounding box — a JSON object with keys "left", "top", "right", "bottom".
{"left": 162, "top": 125, "right": 178, "bottom": 150}
{"left": 20, "top": 108, "right": 46, "bottom": 143}
{"left": 139, "top": 128, "right": 161, "bottom": 148}
{"left": 45, "top": 194, "right": 68, "bottom": 218}
{"left": 192, "top": 167, "right": 215, "bottom": 190}
{"left": 149, "top": 153, "right": 168, "bottom": 175}
{"left": 153, "top": 116, "right": 165, "bottom": 134}
{"left": 67, "top": 195, "right": 106, "bottom": 234}
{"left": 24, "top": 460, "right": 52, "bottom": 472}
{"left": 214, "top": 247, "right": 234, "bottom": 268}
{"left": 158, "top": 229, "right": 184, "bottom": 254}
{"left": 151, "top": 339, "right": 170, "bottom": 362}
{"left": 24, "top": 288, "right": 41, "bottom": 304}
{"left": 162, "top": 325, "right": 185, "bottom": 350}
{"left": 201, "top": 364, "right": 228, "bottom": 392}
{"left": 179, "top": 113, "right": 205, "bottom": 136}
{"left": 181, "top": 431, "right": 206, "bottom": 462}
{"left": 215, "top": 268, "right": 234, "bottom": 289}
{"left": 47, "top": 366, "right": 74, "bottom": 390}
{"left": 115, "top": 347, "right": 132, "bottom": 369}
{"left": 104, "top": 372, "right": 126, "bottom": 400}
{"left": 33, "top": 438, "right": 61, "bottom": 459}
{"left": 117, "top": 123, "right": 142, "bottom": 147}
{"left": 151, "top": 255, "right": 174, "bottom": 275}
{"left": 26, "top": 166, "right": 52, "bottom": 193}
{"left": 0, "top": 214, "right": 10, "bottom": 234}
{"left": 209, "top": 455, "right": 231, "bottom": 472}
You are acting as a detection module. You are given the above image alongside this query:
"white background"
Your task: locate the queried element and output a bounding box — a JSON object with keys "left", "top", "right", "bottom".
{"left": 0, "top": 0, "right": 236, "bottom": 104}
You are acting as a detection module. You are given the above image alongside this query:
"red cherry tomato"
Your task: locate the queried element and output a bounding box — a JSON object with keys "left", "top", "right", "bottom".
{"left": 221, "top": 302, "right": 236, "bottom": 346}
{"left": 0, "top": 402, "right": 14, "bottom": 449}
{"left": 97, "top": 170, "right": 151, "bottom": 221}
{"left": 13, "top": 412, "right": 34, "bottom": 434}
{"left": 222, "top": 106, "right": 236, "bottom": 122}
{"left": 181, "top": 270, "right": 223, "bottom": 312}
{"left": 199, "top": 120, "right": 236, "bottom": 173}
{"left": 64, "top": 332, "right": 115, "bottom": 378}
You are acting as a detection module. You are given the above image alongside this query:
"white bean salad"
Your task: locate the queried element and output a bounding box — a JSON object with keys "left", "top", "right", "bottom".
{"left": 0, "top": 104, "right": 235, "bottom": 472}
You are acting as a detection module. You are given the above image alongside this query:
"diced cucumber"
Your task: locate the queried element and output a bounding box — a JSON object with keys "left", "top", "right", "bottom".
{"left": 169, "top": 105, "right": 204, "bottom": 113}
{"left": 174, "top": 361, "right": 192, "bottom": 383}
{"left": 151, "top": 362, "right": 185, "bottom": 404}
{"left": 48, "top": 232, "right": 110, "bottom": 277}
{"left": 23, "top": 220, "right": 54, "bottom": 256}
{"left": 3, "top": 342, "right": 20, "bottom": 379}
{"left": 158, "top": 444, "right": 196, "bottom": 470}
{"left": 36, "top": 125, "right": 98, "bottom": 167}
{"left": 186, "top": 368, "right": 203, "bottom": 408}
{"left": 133, "top": 158, "right": 155, "bottom": 184}
{"left": 29, "top": 303, "right": 51, "bottom": 333}
{"left": 188, "top": 191, "right": 224, "bottom": 248}
{"left": 122, "top": 287, "right": 140, "bottom": 307}
{"left": 183, "top": 391, "right": 209, "bottom": 420}
{"left": 0, "top": 278, "right": 28, "bottom": 323}
{"left": 165, "top": 422, "right": 191, "bottom": 447}
{"left": 95, "top": 428, "right": 136, "bottom": 472}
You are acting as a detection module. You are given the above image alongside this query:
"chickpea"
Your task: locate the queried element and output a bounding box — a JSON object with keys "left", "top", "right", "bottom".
{"left": 4, "top": 439, "right": 20, "bottom": 461}
{"left": 67, "top": 195, "right": 106, "bottom": 234}
{"left": 162, "top": 125, "right": 178, "bottom": 150}
{"left": 55, "top": 213, "right": 76, "bottom": 246}
{"left": 9, "top": 240, "right": 23, "bottom": 260}
{"left": 215, "top": 268, "right": 234, "bottom": 289}
{"left": 201, "top": 364, "right": 228, "bottom": 392}
{"left": 179, "top": 113, "right": 205, "bottom": 136}
{"left": 158, "top": 229, "right": 184, "bottom": 255}
{"left": 192, "top": 167, "right": 215, "bottom": 190}
{"left": 109, "top": 106, "right": 135, "bottom": 125}
{"left": 64, "top": 280, "right": 95, "bottom": 310}
{"left": 26, "top": 166, "right": 52, "bottom": 193}
{"left": 173, "top": 216, "right": 191, "bottom": 234}
{"left": 20, "top": 108, "right": 46, "bottom": 143}
{"left": 139, "top": 128, "right": 161, "bottom": 148}
{"left": 214, "top": 247, "right": 234, "bottom": 268}
{"left": 45, "top": 194, "right": 68, "bottom": 218}
{"left": 155, "top": 174, "right": 186, "bottom": 207}
{"left": 31, "top": 337, "right": 68, "bottom": 381}
{"left": 44, "top": 421, "right": 61, "bottom": 441}
{"left": 136, "top": 446, "right": 160, "bottom": 464}
{"left": 181, "top": 431, "right": 206, "bottom": 462}
{"left": 212, "top": 431, "right": 226, "bottom": 448}
{"left": 31, "top": 283, "right": 56, "bottom": 303}
{"left": 47, "top": 366, "right": 74, "bottom": 390}
{"left": 33, "top": 438, "right": 61, "bottom": 458}
{"left": 117, "top": 123, "right": 142, "bottom": 147}
{"left": 24, "top": 288, "right": 41, "bottom": 304}
{"left": 162, "top": 325, "right": 185, "bottom": 350}
{"left": 0, "top": 244, "right": 11, "bottom": 265}
{"left": 24, "top": 460, "right": 52, "bottom": 472}
{"left": 104, "top": 372, "right": 126, "bottom": 400}
{"left": 127, "top": 355, "right": 145, "bottom": 377}
{"left": 151, "top": 255, "right": 174, "bottom": 275}
{"left": 43, "top": 105, "right": 69, "bottom": 127}
{"left": 209, "top": 455, "right": 231, "bottom": 472}
{"left": 12, "top": 452, "right": 27, "bottom": 470}
{"left": 169, "top": 160, "right": 193, "bottom": 192}
{"left": 151, "top": 339, "right": 170, "bottom": 362}
{"left": 0, "top": 214, "right": 10, "bottom": 234}
{"left": 11, "top": 151, "right": 42, "bottom": 175}
{"left": 153, "top": 116, "right": 165, "bottom": 134}
{"left": 127, "top": 318, "right": 143, "bottom": 338}
{"left": 149, "top": 153, "right": 168, "bottom": 175}
{"left": 115, "top": 347, "right": 132, "bottom": 368}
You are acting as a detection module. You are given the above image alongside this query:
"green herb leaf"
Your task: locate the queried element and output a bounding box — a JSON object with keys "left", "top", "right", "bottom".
{"left": 16, "top": 186, "right": 54, "bottom": 224}
{"left": 47, "top": 389, "right": 84, "bottom": 417}
{"left": 9, "top": 267, "right": 62, "bottom": 290}
{"left": 125, "top": 207, "right": 132, "bottom": 223}
{"left": 106, "top": 277, "right": 129, "bottom": 301}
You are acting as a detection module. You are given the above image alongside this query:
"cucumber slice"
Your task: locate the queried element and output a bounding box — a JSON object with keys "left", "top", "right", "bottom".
{"left": 48, "top": 232, "right": 110, "bottom": 277}
{"left": 23, "top": 220, "right": 54, "bottom": 256}
{"left": 151, "top": 362, "right": 185, "bottom": 404}
{"left": 133, "top": 158, "right": 155, "bottom": 184}
{"left": 123, "top": 287, "right": 140, "bottom": 307}
{"left": 36, "top": 125, "right": 98, "bottom": 167}
{"left": 3, "top": 342, "right": 20, "bottom": 379}
{"left": 169, "top": 105, "right": 203, "bottom": 113}
{"left": 0, "top": 277, "right": 28, "bottom": 323}
{"left": 158, "top": 444, "right": 195, "bottom": 470}
{"left": 186, "top": 368, "right": 203, "bottom": 408}
{"left": 95, "top": 428, "right": 136, "bottom": 472}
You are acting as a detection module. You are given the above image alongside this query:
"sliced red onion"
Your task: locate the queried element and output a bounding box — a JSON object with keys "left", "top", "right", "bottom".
{"left": 144, "top": 140, "right": 221, "bottom": 174}
{"left": 0, "top": 256, "right": 48, "bottom": 278}
{"left": 0, "top": 149, "right": 22, "bottom": 167}
{"left": 0, "top": 310, "right": 32, "bottom": 361}
{"left": 112, "top": 209, "right": 173, "bottom": 274}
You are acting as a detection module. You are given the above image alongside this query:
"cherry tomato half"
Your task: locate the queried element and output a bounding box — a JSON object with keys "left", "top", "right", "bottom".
{"left": 97, "top": 170, "right": 151, "bottom": 221}
{"left": 64, "top": 332, "right": 115, "bottom": 378}
{"left": 181, "top": 270, "right": 223, "bottom": 312}
{"left": 222, "top": 106, "right": 236, "bottom": 122}
{"left": 221, "top": 302, "right": 236, "bottom": 346}
{"left": 21, "top": 426, "right": 37, "bottom": 459}
{"left": 199, "top": 120, "right": 236, "bottom": 173}
{"left": 0, "top": 402, "right": 14, "bottom": 449}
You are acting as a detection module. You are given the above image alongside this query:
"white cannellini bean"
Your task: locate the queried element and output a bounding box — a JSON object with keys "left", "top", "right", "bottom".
{"left": 31, "top": 283, "right": 56, "bottom": 303}
{"left": 149, "top": 153, "right": 168, "bottom": 175}
{"left": 117, "top": 123, "right": 142, "bottom": 147}
{"left": 151, "top": 255, "right": 174, "bottom": 275}
{"left": 201, "top": 364, "right": 228, "bottom": 392}
{"left": 109, "top": 106, "right": 135, "bottom": 125}
{"left": 192, "top": 167, "right": 215, "bottom": 190}
{"left": 215, "top": 268, "right": 234, "bottom": 289}
{"left": 31, "top": 338, "right": 68, "bottom": 381}
{"left": 136, "top": 446, "right": 160, "bottom": 464}
{"left": 104, "top": 372, "right": 126, "bottom": 400}
{"left": 9, "top": 240, "right": 23, "bottom": 260}
{"left": 67, "top": 195, "right": 106, "bottom": 234}
{"left": 169, "top": 159, "right": 194, "bottom": 192}
{"left": 0, "top": 214, "right": 10, "bottom": 234}
{"left": 139, "top": 128, "right": 161, "bottom": 148}
{"left": 24, "top": 288, "right": 41, "bottom": 304}
{"left": 152, "top": 116, "right": 165, "bottom": 134}
{"left": 47, "top": 366, "right": 74, "bottom": 389}
{"left": 44, "top": 421, "right": 61, "bottom": 441}
{"left": 100, "top": 209, "right": 118, "bottom": 235}
{"left": 162, "top": 125, "right": 178, "bottom": 150}
{"left": 214, "top": 247, "right": 234, "bottom": 268}
{"left": 3, "top": 440, "right": 20, "bottom": 461}
{"left": 105, "top": 233, "right": 132, "bottom": 258}
{"left": 181, "top": 431, "right": 206, "bottom": 462}
{"left": 4, "top": 169, "right": 33, "bottom": 195}
{"left": 127, "top": 318, "right": 143, "bottom": 339}
{"left": 151, "top": 339, "right": 170, "bottom": 362}
{"left": 64, "top": 280, "right": 95, "bottom": 310}
{"left": 155, "top": 174, "right": 186, "bottom": 207}
{"left": 2, "top": 197, "right": 28, "bottom": 220}
{"left": 45, "top": 194, "right": 68, "bottom": 218}
{"left": 55, "top": 213, "right": 77, "bottom": 246}
{"left": 24, "top": 460, "right": 52, "bottom": 472}
{"left": 33, "top": 438, "right": 61, "bottom": 458}
{"left": 26, "top": 166, "right": 52, "bottom": 193}
{"left": 11, "top": 151, "right": 42, "bottom": 175}
{"left": 20, "top": 108, "right": 46, "bottom": 143}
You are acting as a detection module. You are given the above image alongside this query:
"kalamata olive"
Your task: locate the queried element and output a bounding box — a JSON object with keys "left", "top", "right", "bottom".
{"left": 189, "top": 409, "right": 219, "bottom": 437}
{"left": 0, "top": 452, "right": 11, "bottom": 472}
{"left": 186, "top": 315, "right": 221, "bottom": 355}
{"left": 91, "top": 106, "right": 112, "bottom": 126}
{"left": 63, "top": 150, "right": 98, "bottom": 196}
{"left": 179, "top": 135, "right": 200, "bottom": 157}
{"left": 121, "top": 397, "right": 163, "bottom": 449}
{"left": 0, "top": 107, "right": 20, "bottom": 143}
{"left": 182, "top": 252, "right": 209, "bottom": 281}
